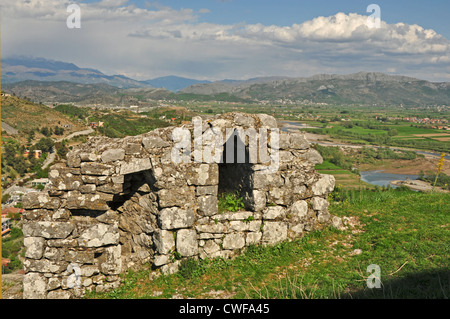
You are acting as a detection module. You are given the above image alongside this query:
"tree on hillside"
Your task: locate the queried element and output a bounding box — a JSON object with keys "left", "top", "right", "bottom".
{"left": 33, "top": 137, "right": 54, "bottom": 153}
{"left": 41, "top": 127, "right": 51, "bottom": 137}
{"left": 54, "top": 126, "right": 65, "bottom": 135}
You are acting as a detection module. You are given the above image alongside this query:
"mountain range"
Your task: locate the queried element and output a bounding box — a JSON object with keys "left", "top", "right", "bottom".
{"left": 2, "top": 56, "right": 210, "bottom": 91}
{"left": 2, "top": 56, "right": 450, "bottom": 107}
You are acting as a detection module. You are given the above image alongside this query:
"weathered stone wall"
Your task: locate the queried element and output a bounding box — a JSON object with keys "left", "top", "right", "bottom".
{"left": 21, "top": 112, "right": 341, "bottom": 299}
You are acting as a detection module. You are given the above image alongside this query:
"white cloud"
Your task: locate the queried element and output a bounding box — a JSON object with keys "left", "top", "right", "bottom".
{"left": 1, "top": 1, "right": 450, "bottom": 81}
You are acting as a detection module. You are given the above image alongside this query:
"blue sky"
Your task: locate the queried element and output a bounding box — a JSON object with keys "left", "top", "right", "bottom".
{"left": 117, "top": 0, "right": 450, "bottom": 38}
{"left": 2, "top": 0, "right": 450, "bottom": 81}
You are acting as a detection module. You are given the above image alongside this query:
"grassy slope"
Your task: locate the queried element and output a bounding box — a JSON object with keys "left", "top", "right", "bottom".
{"left": 1, "top": 96, "right": 84, "bottom": 134}
{"left": 89, "top": 189, "right": 449, "bottom": 299}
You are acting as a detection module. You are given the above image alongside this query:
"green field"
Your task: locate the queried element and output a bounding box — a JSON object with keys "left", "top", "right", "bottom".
{"left": 315, "top": 161, "right": 371, "bottom": 189}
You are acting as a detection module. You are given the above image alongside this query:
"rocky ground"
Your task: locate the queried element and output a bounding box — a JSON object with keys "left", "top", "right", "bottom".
{"left": 2, "top": 271, "right": 24, "bottom": 299}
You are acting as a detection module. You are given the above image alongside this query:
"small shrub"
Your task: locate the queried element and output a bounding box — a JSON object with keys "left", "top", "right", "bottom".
{"left": 178, "top": 258, "right": 207, "bottom": 280}
{"left": 218, "top": 192, "right": 245, "bottom": 213}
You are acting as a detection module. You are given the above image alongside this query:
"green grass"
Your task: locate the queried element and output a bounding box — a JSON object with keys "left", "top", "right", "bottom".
{"left": 315, "top": 161, "right": 342, "bottom": 170}
{"left": 87, "top": 189, "right": 450, "bottom": 299}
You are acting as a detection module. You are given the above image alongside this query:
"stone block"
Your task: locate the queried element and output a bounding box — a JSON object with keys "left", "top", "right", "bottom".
{"left": 310, "top": 197, "right": 329, "bottom": 211}
{"left": 24, "top": 237, "right": 46, "bottom": 259}
{"left": 246, "top": 232, "right": 262, "bottom": 245}
{"left": 233, "top": 113, "right": 255, "bottom": 127}
{"left": 96, "top": 182, "right": 123, "bottom": 194}
{"left": 81, "top": 162, "right": 113, "bottom": 176}
{"left": 298, "top": 149, "right": 323, "bottom": 165}
{"left": 98, "top": 245, "right": 122, "bottom": 275}
{"left": 195, "top": 185, "right": 218, "bottom": 196}
{"left": 289, "top": 133, "right": 310, "bottom": 150}
{"left": 142, "top": 135, "right": 170, "bottom": 150}
{"left": 257, "top": 114, "right": 278, "bottom": 129}
{"left": 244, "top": 190, "right": 266, "bottom": 212}
{"left": 229, "top": 220, "right": 249, "bottom": 232}
{"left": 212, "top": 211, "right": 254, "bottom": 222}
{"left": 80, "top": 153, "right": 98, "bottom": 162}
{"left": 23, "top": 221, "right": 74, "bottom": 239}
{"left": 158, "top": 207, "right": 195, "bottom": 230}
{"left": 262, "top": 221, "right": 287, "bottom": 245}
{"left": 311, "top": 174, "right": 335, "bottom": 196}
{"left": 290, "top": 200, "right": 308, "bottom": 221}
{"left": 125, "top": 143, "right": 143, "bottom": 155}
{"left": 158, "top": 187, "right": 195, "bottom": 208}
{"left": 197, "top": 195, "right": 218, "bottom": 216}
{"left": 186, "top": 164, "right": 219, "bottom": 186}
{"left": 23, "top": 273, "right": 48, "bottom": 299}
{"left": 67, "top": 152, "right": 81, "bottom": 168}
{"left": 263, "top": 206, "right": 286, "bottom": 220}
{"left": 23, "top": 258, "right": 68, "bottom": 274}
{"left": 176, "top": 229, "right": 198, "bottom": 257}
{"left": 289, "top": 223, "right": 305, "bottom": 239}
{"left": 79, "top": 184, "right": 96, "bottom": 194}
{"left": 78, "top": 223, "right": 119, "bottom": 247}
{"left": 222, "top": 232, "right": 246, "bottom": 250}
{"left": 154, "top": 254, "right": 171, "bottom": 267}
{"left": 22, "top": 192, "right": 60, "bottom": 210}
{"left": 202, "top": 240, "right": 221, "bottom": 256}
{"left": 195, "top": 222, "right": 230, "bottom": 234}
{"left": 119, "top": 158, "right": 152, "bottom": 175}
{"left": 101, "top": 149, "right": 125, "bottom": 163}
{"left": 66, "top": 191, "right": 113, "bottom": 211}
{"left": 153, "top": 230, "right": 175, "bottom": 255}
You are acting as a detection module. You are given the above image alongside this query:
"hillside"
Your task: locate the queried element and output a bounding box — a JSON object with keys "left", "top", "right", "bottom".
{"left": 1, "top": 95, "right": 86, "bottom": 138}
{"left": 2, "top": 81, "right": 173, "bottom": 106}
{"left": 2, "top": 57, "right": 211, "bottom": 92}
{"left": 143, "top": 76, "right": 211, "bottom": 92}
{"left": 181, "top": 72, "right": 450, "bottom": 107}
{"left": 3, "top": 71, "right": 450, "bottom": 107}
{"left": 2, "top": 56, "right": 152, "bottom": 89}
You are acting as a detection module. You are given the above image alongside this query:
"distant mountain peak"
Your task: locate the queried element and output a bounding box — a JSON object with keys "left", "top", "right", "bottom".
{"left": 2, "top": 56, "right": 153, "bottom": 89}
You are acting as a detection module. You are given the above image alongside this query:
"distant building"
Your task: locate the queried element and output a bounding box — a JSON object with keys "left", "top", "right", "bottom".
{"left": 90, "top": 121, "right": 104, "bottom": 129}
{"left": 31, "top": 178, "right": 49, "bottom": 187}
{"left": 1, "top": 207, "right": 24, "bottom": 219}
{"left": 2, "top": 218, "right": 11, "bottom": 236}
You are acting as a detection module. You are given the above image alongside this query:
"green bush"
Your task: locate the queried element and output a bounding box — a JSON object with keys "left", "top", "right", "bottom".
{"left": 178, "top": 258, "right": 207, "bottom": 280}
{"left": 218, "top": 192, "right": 245, "bottom": 214}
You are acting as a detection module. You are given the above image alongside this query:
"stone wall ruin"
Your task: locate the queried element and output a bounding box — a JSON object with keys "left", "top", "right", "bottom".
{"left": 21, "top": 112, "right": 341, "bottom": 299}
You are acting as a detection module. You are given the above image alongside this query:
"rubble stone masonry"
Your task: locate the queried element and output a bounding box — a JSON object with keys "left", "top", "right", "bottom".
{"left": 21, "top": 112, "right": 341, "bottom": 299}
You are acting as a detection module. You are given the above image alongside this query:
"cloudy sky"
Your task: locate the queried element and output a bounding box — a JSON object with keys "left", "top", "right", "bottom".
{"left": 1, "top": 0, "right": 450, "bottom": 81}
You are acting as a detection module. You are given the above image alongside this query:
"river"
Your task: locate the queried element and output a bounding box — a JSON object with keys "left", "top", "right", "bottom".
{"left": 360, "top": 171, "right": 419, "bottom": 188}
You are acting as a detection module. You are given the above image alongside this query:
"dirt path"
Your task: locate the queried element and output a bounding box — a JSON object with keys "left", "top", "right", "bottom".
{"left": 56, "top": 128, "right": 94, "bottom": 143}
